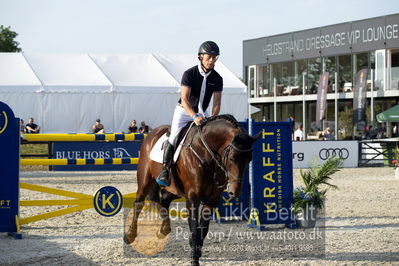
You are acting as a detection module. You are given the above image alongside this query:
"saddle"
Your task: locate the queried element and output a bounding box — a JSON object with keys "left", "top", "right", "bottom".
{"left": 149, "top": 122, "right": 196, "bottom": 196}
{"left": 149, "top": 121, "right": 195, "bottom": 164}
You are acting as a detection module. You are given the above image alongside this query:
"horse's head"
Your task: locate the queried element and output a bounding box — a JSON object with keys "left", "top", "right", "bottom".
{"left": 224, "top": 131, "right": 261, "bottom": 198}
{"left": 198, "top": 115, "right": 261, "bottom": 198}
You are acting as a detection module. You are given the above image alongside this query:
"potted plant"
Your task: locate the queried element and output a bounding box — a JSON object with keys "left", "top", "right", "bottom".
{"left": 391, "top": 146, "right": 399, "bottom": 179}
{"left": 293, "top": 157, "right": 342, "bottom": 228}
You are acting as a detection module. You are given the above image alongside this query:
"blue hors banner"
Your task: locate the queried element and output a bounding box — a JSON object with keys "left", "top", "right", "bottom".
{"left": 249, "top": 121, "right": 294, "bottom": 229}
{"left": 0, "top": 101, "right": 21, "bottom": 238}
{"left": 53, "top": 142, "right": 141, "bottom": 171}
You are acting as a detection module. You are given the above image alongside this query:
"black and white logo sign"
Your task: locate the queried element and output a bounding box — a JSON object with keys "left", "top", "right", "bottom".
{"left": 319, "top": 148, "right": 349, "bottom": 160}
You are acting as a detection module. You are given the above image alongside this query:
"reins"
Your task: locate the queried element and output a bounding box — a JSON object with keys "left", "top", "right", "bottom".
{"left": 181, "top": 122, "right": 252, "bottom": 188}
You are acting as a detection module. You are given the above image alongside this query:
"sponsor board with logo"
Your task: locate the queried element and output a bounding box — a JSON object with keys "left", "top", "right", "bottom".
{"left": 52, "top": 142, "right": 141, "bottom": 171}
{"left": 293, "top": 141, "right": 358, "bottom": 168}
{"left": 248, "top": 121, "right": 295, "bottom": 229}
{"left": 0, "top": 101, "right": 20, "bottom": 237}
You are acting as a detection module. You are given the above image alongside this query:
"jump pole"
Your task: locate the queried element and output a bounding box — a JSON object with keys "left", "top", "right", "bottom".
{"left": 23, "top": 133, "right": 146, "bottom": 142}
{"left": 20, "top": 158, "right": 140, "bottom": 166}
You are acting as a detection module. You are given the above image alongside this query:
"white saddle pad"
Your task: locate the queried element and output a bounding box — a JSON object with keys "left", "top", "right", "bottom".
{"left": 149, "top": 131, "right": 189, "bottom": 164}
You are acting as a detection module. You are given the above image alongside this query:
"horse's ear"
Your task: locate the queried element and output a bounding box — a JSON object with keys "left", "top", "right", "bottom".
{"left": 251, "top": 131, "right": 262, "bottom": 142}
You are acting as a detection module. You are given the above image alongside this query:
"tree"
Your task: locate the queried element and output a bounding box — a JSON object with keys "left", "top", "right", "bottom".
{"left": 0, "top": 25, "right": 22, "bottom": 52}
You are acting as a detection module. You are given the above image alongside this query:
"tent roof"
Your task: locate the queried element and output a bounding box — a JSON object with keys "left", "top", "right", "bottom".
{"left": 23, "top": 54, "right": 112, "bottom": 92}
{"left": 90, "top": 54, "right": 179, "bottom": 92}
{"left": 0, "top": 53, "right": 42, "bottom": 92}
{"left": 0, "top": 53, "right": 246, "bottom": 93}
{"left": 377, "top": 104, "right": 399, "bottom": 122}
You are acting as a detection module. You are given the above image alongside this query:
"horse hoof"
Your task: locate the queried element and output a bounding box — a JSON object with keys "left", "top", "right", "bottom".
{"left": 123, "top": 234, "right": 136, "bottom": 244}
{"left": 156, "top": 231, "right": 168, "bottom": 239}
{"left": 191, "top": 260, "right": 200, "bottom": 266}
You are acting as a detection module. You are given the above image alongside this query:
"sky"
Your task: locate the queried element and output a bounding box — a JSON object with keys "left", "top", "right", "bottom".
{"left": 1, "top": 0, "right": 398, "bottom": 77}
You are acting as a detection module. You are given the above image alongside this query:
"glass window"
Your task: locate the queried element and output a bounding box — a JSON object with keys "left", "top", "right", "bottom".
{"left": 255, "top": 65, "right": 264, "bottom": 97}
{"left": 305, "top": 102, "right": 318, "bottom": 139}
{"left": 338, "top": 54, "right": 352, "bottom": 92}
{"left": 307, "top": 57, "right": 322, "bottom": 94}
{"left": 262, "top": 104, "right": 274, "bottom": 121}
{"left": 280, "top": 103, "right": 294, "bottom": 121}
{"left": 248, "top": 66, "right": 255, "bottom": 98}
{"left": 370, "top": 51, "right": 376, "bottom": 91}
{"left": 389, "top": 49, "right": 399, "bottom": 90}
{"left": 262, "top": 64, "right": 273, "bottom": 97}
{"left": 338, "top": 100, "right": 353, "bottom": 140}
{"left": 294, "top": 60, "right": 307, "bottom": 94}
{"left": 271, "top": 63, "right": 284, "bottom": 96}
{"left": 251, "top": 104, "right": 263, "bottom": 121}
{"left": 353, "top": 52, "right": 368, "bottom": 75}
{"left": 353, "top": 52, "right": 369, "bottom": 90}
{"left": 374, "top": 50, "right": 385, "bottom": 91}
{"left": 324, "top": 56, "right": 337, "bottom": 93}
{"left": 294, "top": 103, "right": 303, "bottom": 124}
{"left": 325, "top": 101, "right": 336, "bottom": 130}
{"left": 282, "top": 61, "right": 294, "bottom": 96}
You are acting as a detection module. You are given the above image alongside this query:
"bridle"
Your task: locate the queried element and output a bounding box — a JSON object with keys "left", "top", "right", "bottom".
{"left": 182, "top": 124, "right": 252, "bottom": 189}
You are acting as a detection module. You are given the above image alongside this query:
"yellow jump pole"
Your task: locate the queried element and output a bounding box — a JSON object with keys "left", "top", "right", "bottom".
{"left": 23, "top": 133, "right": 147, "bottom": 142}
{"left": 20, "top": 158, "right": 140, "bottom": 166}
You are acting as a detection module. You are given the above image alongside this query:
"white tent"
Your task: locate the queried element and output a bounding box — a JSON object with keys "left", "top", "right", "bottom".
{"left": 0, "top": 53, "right": 247, "bottom": 133}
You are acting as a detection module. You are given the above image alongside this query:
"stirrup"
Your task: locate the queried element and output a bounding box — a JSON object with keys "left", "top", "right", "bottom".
{"left": 156, "top": 170, "right": 170, "bottom": 187}
{"left": 156, "top": 178, "right": 169, "bottom": 187}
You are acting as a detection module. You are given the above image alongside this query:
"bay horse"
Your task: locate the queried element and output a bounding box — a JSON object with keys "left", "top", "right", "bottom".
{"left": 124, "top": 114, "right": 260, "bottom": 265}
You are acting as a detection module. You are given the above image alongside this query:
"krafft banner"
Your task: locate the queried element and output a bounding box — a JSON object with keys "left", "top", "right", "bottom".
{"left": 353, "top": 69, "right": 368, "bottom": 130}
{"left": 316, "top": 72, "right": 329, "bottom": 127}
{"left": 249, "top": 121, "right": 294, "bottom": 228}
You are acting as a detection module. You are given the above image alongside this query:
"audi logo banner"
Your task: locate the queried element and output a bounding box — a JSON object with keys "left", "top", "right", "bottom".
{"left": 292, "top": 141, "right": 358, "bottom": 168}
{"left": 319, "top": 148, "right": 349, "bottom": 160}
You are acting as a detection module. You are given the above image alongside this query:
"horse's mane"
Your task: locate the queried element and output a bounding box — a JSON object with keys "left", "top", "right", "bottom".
{"left": 203, "top": 114, "right": 242, "bottom": 130}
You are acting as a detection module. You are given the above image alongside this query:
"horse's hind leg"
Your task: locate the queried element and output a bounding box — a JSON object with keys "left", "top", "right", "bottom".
{"left": 124, "top": 163, "right": 155, "bottom": 244}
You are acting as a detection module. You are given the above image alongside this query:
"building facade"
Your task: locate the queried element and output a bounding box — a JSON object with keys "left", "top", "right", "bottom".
{"left": 243, "top": 13, "right": 399, "bottom": 140}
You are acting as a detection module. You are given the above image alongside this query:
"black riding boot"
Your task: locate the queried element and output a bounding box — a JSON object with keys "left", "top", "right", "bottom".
{"left": 156, "top": 141, "right": 174, "bottom": 187}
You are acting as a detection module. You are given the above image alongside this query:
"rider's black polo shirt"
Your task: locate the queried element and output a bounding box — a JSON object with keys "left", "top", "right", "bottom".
{"left": 178, "top": 65, "right": 223, "bottom": 113}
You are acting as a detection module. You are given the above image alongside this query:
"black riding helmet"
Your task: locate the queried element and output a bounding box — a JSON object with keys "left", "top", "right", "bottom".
{"left": 198, "top": 41, "right": 220, "bottom": 56}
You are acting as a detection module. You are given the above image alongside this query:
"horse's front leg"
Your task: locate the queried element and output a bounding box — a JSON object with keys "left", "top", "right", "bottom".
{"left": 187, "top": 198, "right": 201, "bottom": 265}
{"left": 157, "top": 192, "right": 177, "bottom": 238}
{"left": 124, "top": 172, "right": 155, "bottom": 244}
{"left": 197, "top": 204, "right": 214, "bottom": 249}
{"left": 124, "top": 199, "right": 145, "bottom": 244}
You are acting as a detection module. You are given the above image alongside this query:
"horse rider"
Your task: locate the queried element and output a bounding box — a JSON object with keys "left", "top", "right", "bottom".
{"left": 156, "top": 41, "right": 223, "bottom": 187}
